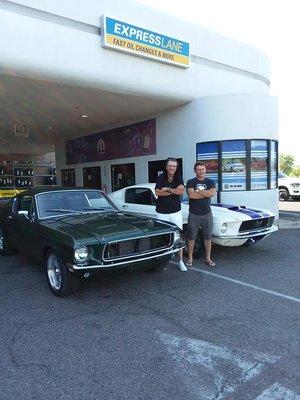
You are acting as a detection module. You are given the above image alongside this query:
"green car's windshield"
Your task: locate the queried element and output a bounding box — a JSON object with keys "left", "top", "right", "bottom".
{"left": 36, "top": 190, "right": 116, "bottom": 219}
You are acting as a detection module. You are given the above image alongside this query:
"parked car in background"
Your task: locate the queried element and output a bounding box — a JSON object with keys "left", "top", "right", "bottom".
{"left": 109, "top": 183, "right": 278, "bottom": 258}
{"left": 223, "top": 161, "right": 245, "bottom": 173}
{"left": 0, "top": 188, "right": 184, "bottom": 296}
{"left": 278, "top": 172, "right": 300, "bottom": 201}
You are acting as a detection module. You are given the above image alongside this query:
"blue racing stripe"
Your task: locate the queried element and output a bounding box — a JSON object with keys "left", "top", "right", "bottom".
{"left": 215, "top": 204, "right": 270, "bottom": 219}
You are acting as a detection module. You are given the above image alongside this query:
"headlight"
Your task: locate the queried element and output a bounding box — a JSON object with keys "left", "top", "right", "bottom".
{"left": 174, "top": 230, "right": 181, "bottom": 244}
{"left": 220, "top": 223, "right": 227, "bottom": 234}
{"left": 74, "top": 246, "right": 89, "bottom": 262}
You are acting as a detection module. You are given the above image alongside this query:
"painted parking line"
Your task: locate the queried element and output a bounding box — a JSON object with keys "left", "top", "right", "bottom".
{"left": 255, "top": 383, "right": 300, "bottom": 400}
{"left": 187, "top": 266, "right": 300, "bottom": 303}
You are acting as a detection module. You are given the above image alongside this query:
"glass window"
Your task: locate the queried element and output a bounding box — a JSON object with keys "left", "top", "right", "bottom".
{"left": 270, "top": 141, "right": 278, "bottom": 188}
{"left": 18, "top": 195, "right": 33, "bottom": 212}
{"left": 251, "top": 140, "right": 268, "bottom": 190}
{"left": 61, "top": 169, "right": 76, "bottom": 187}
{"left": 196, "top": 139, "right": 278, "bottom": 192}
{"left": 36, "top": 190, "right": 115, "bottom": 218}
{"left": 111, "top": 163, "right": 135, "bottom": 191}
{"left": 196, "top": 142, "right": 219, "bottom": 190}
{"left": 125, "top": 188, "right": 156, "bottom": 205}
{"left": 222, "top": 140, "right": 246, "bottom": 191}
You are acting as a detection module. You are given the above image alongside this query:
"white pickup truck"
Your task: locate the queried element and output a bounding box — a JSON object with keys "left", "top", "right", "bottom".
{"left": 278, "top": 172, "right": 300, "bottom": 201}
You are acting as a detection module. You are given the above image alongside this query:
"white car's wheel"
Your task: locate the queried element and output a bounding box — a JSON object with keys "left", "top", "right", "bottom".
{"left": 279, "top": 188, "right": 289, "bottom": 201}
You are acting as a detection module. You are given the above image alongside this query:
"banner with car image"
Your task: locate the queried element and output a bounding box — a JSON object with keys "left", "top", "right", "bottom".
{"left": 196, "top": 142, "right": 219, "bottom": 189}
{"left": 222, "top": 140, "right": 246, "bottom": 191}
{"left": 270, "top": 141, "right": 277, "bottom": 189}
{"left": 251, "top": 140, "right": 268, "bottom": 190}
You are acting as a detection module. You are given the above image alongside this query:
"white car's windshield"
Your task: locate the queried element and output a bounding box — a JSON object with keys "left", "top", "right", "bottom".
{"left": 36, "top": 190, "right": 116, "bottom": 218}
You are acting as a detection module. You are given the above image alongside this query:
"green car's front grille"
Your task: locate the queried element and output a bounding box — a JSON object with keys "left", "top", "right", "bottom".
{"left": 103, "top": 233, "right": 172, "bottom": 261}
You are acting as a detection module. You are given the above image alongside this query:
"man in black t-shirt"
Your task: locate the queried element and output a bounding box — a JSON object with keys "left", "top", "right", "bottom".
{"left": 186, "top": 161, "right": 217, "bottom": 268}
{"left": 155, "top": 157, "right": 186, "bottom": 272}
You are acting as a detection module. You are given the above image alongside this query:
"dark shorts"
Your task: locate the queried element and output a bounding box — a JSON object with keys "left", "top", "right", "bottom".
{"left": 187, "top": 211, "right": 213, "bottom": 240}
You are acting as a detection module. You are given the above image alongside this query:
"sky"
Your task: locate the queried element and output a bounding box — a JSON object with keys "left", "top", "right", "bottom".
{"left": 138, "top": 0, "right": 300, "bottom": 165}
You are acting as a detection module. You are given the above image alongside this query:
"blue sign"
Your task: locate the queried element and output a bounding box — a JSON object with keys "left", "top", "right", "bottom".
{"left": 101, "top": 16, "right": 190, "bottom": 68}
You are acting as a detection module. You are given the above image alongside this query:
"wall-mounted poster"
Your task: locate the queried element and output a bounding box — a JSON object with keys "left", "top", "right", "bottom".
{"left": 251, "top": 140, "right": 268, "bottom": 190}
{"left": 270, "top": 141, "right": 278, "bottom": 189}
{"left": 196, "top": 142, "right": 219, "bottom": 189}
{"left": 222, "top": 140, "right": 246, "bottom": 191}
{"left": 66, "top": 119, "right": 156, "bottom": 165}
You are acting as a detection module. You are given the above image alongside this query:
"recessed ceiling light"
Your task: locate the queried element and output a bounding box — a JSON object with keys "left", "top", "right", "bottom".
{"left": 81, "top": 114, "right": 88, "bottom": 118}
{"left": 48, "top": 126, "right": 53, "bottom": 130}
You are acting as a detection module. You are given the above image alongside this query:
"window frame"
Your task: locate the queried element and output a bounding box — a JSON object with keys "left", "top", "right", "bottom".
{"left": 196, "top": 139, "right": 278, "bottom": 192}
{"left": 125, "top": 187, "right": 156, "bottom": 206}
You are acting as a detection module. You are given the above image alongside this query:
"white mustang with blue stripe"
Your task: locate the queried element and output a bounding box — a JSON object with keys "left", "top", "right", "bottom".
{"left": 109, "top": 184, "right": 278, "bottom": 248}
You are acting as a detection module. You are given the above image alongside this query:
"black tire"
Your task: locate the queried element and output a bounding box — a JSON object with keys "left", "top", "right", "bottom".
{"left": 279, "top": 188, "right": 289, "bottom": 201}
{"left": 45, "top": 250, "right": 80, "bottom": 297}
{"left": 183, "top": 226, "right": 204, "bottom": 259}
{"left": 0, "top": 226, "right": 15, "bottom": 255}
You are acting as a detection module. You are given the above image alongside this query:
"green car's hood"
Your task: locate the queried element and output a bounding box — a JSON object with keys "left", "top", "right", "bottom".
{"left": 42, "top": 211, "right": 173, "bottom": 243}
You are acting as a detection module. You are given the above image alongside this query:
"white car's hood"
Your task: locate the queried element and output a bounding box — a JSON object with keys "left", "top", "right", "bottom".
{"left": 181, "top": 201, "right": 273, "bottom": 223}
{"left": 279, "top": 177, "right": 300, "bottom": 184}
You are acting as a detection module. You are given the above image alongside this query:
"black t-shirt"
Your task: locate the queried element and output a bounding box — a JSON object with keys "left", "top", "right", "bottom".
{"left": 186, "top": 177, "right": 216, "bottom": 215}
{"left": 155, "top": 174, "right": 184, "bottom": 214}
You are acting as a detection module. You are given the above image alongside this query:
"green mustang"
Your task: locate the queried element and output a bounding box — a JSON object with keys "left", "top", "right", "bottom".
{"left": 0, "top": 188, "right": 184, "bottom": 296}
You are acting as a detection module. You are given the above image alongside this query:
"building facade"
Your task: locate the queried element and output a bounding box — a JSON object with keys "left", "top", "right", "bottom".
{"left": 0, "top": 0, "right": 278, "bottom": 214}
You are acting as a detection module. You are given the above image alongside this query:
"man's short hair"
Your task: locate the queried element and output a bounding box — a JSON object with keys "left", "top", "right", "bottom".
{"left": 166, "top": 157, "right": 178, "bottom": 165}
{"left": 194, "top": 161, "right": 206, "bottom": 171}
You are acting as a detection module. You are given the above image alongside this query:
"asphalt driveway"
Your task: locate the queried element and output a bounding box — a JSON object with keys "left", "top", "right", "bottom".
{"left": 0, "top": 216, "right": 299, "bottom": 400}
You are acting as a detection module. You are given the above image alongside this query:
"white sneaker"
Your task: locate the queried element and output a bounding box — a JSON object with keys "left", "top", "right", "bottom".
{"left": 178, "top": 260, "right": 187, "bottom": 272}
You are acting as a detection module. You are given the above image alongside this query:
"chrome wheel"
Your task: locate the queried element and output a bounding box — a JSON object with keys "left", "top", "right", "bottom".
{"left": 0, "top": 228, "right": 4, "bottom": 251}
{"left": 47, "top": 253, "right": 62, "bottom": 290}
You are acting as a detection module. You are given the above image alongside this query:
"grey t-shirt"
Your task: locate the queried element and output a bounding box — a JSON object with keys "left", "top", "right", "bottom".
{"left": 186, "top": 177, "right": 216, "bottom": 215}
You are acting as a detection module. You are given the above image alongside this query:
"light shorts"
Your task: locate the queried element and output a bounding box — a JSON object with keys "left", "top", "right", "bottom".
{"left": 156, "top": 210, "right": 183, "bottom": 229}
{"left": 187, "top": 211, "right": 213, "bottom": 240}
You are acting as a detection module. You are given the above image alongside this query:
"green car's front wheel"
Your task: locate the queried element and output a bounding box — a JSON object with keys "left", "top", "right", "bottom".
{"left": 0, "top": 226, "right": 15, "bottom": 255}
{"left": 46, "top": 250, "right": 79, "bottom": 296}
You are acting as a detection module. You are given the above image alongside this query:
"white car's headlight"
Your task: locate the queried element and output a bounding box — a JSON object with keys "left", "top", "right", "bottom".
{"left": 74, "top": 246, "right": 89, "bottom": 262}
{"left": 174, "top": 230, "right": 181, "bottom": 244}
{"left": 220, "top": 223, "right": 227, "bottom": 234}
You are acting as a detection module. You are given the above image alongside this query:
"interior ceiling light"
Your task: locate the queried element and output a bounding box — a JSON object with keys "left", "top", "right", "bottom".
{"left": 81, "top": 114, "right": 88, "bottom": 118}
{"left": 10, "top": 123, "right": 30, "bottom": 138}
